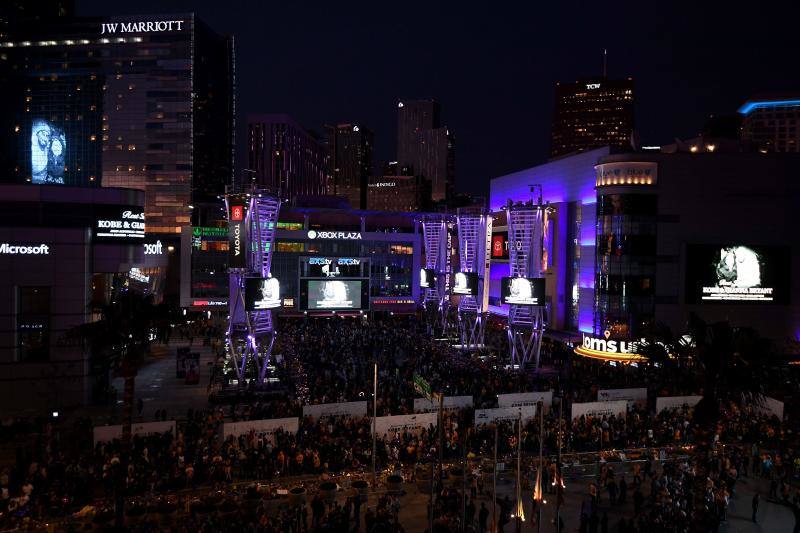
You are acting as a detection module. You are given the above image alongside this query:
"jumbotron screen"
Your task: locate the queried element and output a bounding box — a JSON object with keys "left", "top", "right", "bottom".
{"left": 685, "top": 244, "right": 790, "bottom": 304}
{"left": 452, "top": 272, "right": 479, "bottom": 295}
{"left": 500, "top": 277, "right": 545, "bottom": 306}
{"left": 244, "top": 277, "right": 281, "bottom": 311}
{"left": 420, "top": 268, "right": 437, "bottom": 288}
{"left": 300, "top": 279, "right": 370, "bottom": 310}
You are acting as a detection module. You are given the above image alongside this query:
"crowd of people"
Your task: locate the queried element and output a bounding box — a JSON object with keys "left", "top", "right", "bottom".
{"left": 1, "top": 315, "right": 798, "bottom": 531}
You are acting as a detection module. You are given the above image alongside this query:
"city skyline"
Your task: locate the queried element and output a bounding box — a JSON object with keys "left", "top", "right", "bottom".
{"left": 75, "top": 1, "right": 800, "bottom": 196}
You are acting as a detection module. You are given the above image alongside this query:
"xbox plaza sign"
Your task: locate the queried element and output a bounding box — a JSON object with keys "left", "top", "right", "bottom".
{"left": 307, "top": 230, "right": 362, "bottom": 240}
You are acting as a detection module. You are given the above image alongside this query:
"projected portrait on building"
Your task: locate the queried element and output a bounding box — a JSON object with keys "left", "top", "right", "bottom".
{"left": 31, "top": 119, "right": 66, "bottom": 185}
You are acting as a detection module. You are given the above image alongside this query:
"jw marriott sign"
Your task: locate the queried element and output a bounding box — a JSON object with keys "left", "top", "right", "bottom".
{"left": 101, "top": 20, "right": 185, "bottom": 34}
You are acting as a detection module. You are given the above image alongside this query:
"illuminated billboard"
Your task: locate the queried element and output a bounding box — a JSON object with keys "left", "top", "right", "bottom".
{"left": 300, "top": 279, "right": 369, "bottom": 310}
{"left": 30, "top": 119, "right": 66, "bottom": 185}
{"left": 14, "top": 76, "right": 103, "bottom": 187}
{"left": 227, "top": 198, "right": 248, "bottom": 269}
{"left": 685, "top": 244, "right": 790, "bottom": 304}
{"left": 491, "top": 232, "right": 509, "bottom": 259}
{"left": 93, "top": 205, "right": 145, "bottom": 242}
{"left": 420, "top": 268, "right": 437, "bottom": 289}
{"left": 500, "top": 277, "right": 545, "bottom": 306}
{"left": 244, "top": 277, "right": 281, "bottom": 311}
{"left": 453, "top": 272, "right": 479, "bottom": 295}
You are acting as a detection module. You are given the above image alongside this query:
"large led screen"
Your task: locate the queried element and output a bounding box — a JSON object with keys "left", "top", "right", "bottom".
{"left": 685, "top": 244, "right": 790, "bottom": 304}
{"left": 420, "top": 268, "right": 437, "bottom": 288}
{"left": 453, "top": 272, "right": 479, "bottom": 295}
{"left": 501, "top": 277, "right": 545, "bottom": 306}
{"left": 13, "top": 76, "right": 104, "bottom": 186}
{"left": 300, "top": 279, "right": 369, "bottom": 310}
{"left": 31, "top": 119, "right": 67, "bottom": 184}
{"left": 245, "top": 277, "right": 281, "bottom": 311}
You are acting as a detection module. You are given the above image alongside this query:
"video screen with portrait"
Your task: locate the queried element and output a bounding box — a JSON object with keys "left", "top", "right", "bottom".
{"left": 452, "top": 272, "right": 479, "bottom": 295}
{"left": 300, "top": 279, "right": 370, "bottom": 310}
{"left": 501, "top": 277, "right": 545, "bottom": 306}
{"left": 685, "top": 244, "right": 790, "bottom": 304}
{"left": 245, "top": 277, "right": 282, "bottom": 311}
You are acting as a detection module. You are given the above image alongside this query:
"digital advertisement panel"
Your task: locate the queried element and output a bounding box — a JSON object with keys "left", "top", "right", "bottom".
{"left": 685, "top": 245, "right": 790, "bottom": 304}
{"left": 420, "top": 268, "right": 437, "bottom": 288}
{"left": 491, "top": 232, "right": 509, "bottom": 259}
{"left": 30, "top": 119, "right": 66, "bottom": 185}
{"left": 452, "top": 272, "right": 479, "bottom": 295}
{"left": 300, "top": 279, "right": 369, "bottom": 310}
{"left": 227, "top": 198, "right": 248, "bottom": 269}
{"left": 93, "top": 205, "right": 145, "bottom": 242}
{"left": 244, "top": 277, "right": 281, "bottom": 311}
{"left": 13, "top": 76, "right": 104, "bottom": 187}
{"left": 501, "top": 277, "right": 545, "bottom": 306}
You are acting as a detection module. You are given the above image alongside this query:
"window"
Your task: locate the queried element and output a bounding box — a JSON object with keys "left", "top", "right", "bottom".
{"left": 17, "top": 286, "right": 50, "bottom": 362}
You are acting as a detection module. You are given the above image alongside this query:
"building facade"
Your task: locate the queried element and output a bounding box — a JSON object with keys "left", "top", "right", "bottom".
{"left": 180, "top": 205, "right": 422, "bottom": 314}
{"left": 247, "top": 114, "right": 330, "bottom": 202}
{"left": 550, "top": 78, "right": 634, "bottom": 158}
{"left": 491, "top": 146, "right": 800, "bottom": 345}
{"left": 396, "top": 99, "right": 454, "bottom": 203}
{"left": 0, "top": 13, "right": 235, "bottom": 236}
{"left": 325, "top": 123, "right": 373, "bottom": 209}
{"left": 0, "top": 184, "right": 148, "bottom": 414}
{"left": 739, "top": 97, "right": 800, "bottom": 153}
{"left": 366, "top": 175, "right": 425, "bottom": 212}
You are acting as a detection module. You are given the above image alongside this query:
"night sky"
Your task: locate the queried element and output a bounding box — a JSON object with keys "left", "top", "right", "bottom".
{"left": 79, "top": 1, "right": 800, "bottom": 197}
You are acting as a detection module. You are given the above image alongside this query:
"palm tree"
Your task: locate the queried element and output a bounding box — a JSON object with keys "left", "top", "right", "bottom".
{"left": 68, "top": 291, "right": 160, "bottom": 443}
{"left": 639, "top": 313, "right": 771, "bottom": 529}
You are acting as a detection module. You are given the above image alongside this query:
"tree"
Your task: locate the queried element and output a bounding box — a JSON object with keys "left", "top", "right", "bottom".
{"left": 67, "top": 291, "right": 160, "bottom": 443}
{"left": 638, "top": 313, "right": 771, "bottom": 528}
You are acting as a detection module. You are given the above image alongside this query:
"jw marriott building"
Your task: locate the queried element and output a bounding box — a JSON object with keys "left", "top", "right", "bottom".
{"left": 0, "top": 12, "right": 235, "bottom": 235}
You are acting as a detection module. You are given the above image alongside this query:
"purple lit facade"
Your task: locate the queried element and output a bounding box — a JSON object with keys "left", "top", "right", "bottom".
{"left": 490, "top": 147, "right": 609, "bottom": 334}
{"left": 491, "top": 144, "right": 800, "bottom": 343}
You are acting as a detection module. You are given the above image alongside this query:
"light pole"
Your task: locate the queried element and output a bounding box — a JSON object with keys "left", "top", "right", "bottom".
{"left": 372, "top": 361, "right": 377, "bottom": 487}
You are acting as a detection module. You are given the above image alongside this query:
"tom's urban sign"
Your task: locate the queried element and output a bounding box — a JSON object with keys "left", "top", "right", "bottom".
{"left": 101, "top": 20, "right": 184, "bottom": 34}
{"left": 574, "top": 331, "right": 645, "bottom": 362}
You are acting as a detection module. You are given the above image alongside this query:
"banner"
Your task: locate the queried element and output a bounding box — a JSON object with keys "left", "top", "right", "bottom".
{"left": 413, "top": 395, "right": 473, "bottom": 413}
{"left": 374, "top": 413, "right": 437, "bottom": 436}
{"left": 474, "top": 405, "right": 536, "bottom": 427}
{"left": 223, "top": 417, "right": 299, "bottom": 439}
{"left": 597, "top": 388, "right": 648, "bottom": 408}
{"left": 93, "top": 420, "right": 176, "bottom": 444}
{"left": 571, "top": 400, "right": 627, "bottom": 421}
{"left": 655, "top": 395, "right": 702, "bottom": 413}
{"left": 497, "top": 391, "right": 553, "bottom": 411}
{"left": 302, "top": 401, "right": 368, "bottom": 419}
{"left": 227, "top": 197, "right": 247, "bottom": 269}
{"left": 753, "top": 396, "right": 784, "bottom": 420}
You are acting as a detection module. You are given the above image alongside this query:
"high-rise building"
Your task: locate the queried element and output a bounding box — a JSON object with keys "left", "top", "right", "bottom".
{"left": 0, "top": 13, "right": 236, "bottom": 236}
{"left": 396, "top": 99, "right": 454, "bottom": 203}
{"left": 549, "top": 78, "right": 634, "bottom": 158}
{"left": 247, "top": 114, "right": 330, "bottom": 202}
{"left": 0, "top": 0, "right": 75, "bottom": 38}
{"left": 325, "top": 123, "right": 373, "bottom": 209}
{"left": 739, "top": 96, "right": 800, "bottom": 153}
{"left": 366, "top": 175, "right": 426, "bottom": 212}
